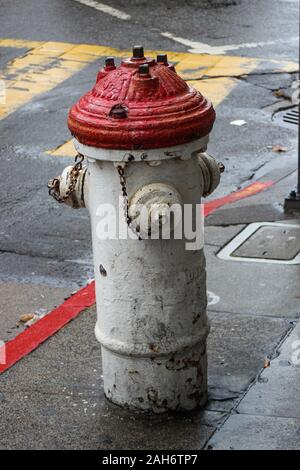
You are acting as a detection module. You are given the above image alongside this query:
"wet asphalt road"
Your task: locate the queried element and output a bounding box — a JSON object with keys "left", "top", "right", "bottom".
{"left": 0, "top": 0, "right": 298, "bottom": 59}
{"left": 0, "top": 0, "right": 299, "bottom": 289}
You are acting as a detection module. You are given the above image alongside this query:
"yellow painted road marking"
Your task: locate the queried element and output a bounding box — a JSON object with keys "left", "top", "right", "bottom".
{"left": 203, "top": 55, "right": 259, "bottom": 78}
{"left": 0, "top": 38, "right": 297, "bottom": 158}
{"left": 0, "top": 40, "right": 105, "bottom": 120}
{"left": 175, "top": 55, "right": 221, "bottom": 79}
{"left": 46, "top": 139, "right": 76, "bottom": 157}
{"left": 188, "top": 77, "right": 238, "bottom": 107}
{"left": 0, "top": 38, "right": 43, "bottom": 49}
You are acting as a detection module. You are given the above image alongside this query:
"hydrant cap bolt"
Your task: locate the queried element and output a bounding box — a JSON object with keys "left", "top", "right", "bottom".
{"left": 157, "top": 54, "right": 168, "bottom": 65}
{"left": 105, "top": 56, "right": 115, "bottom": 67}
{"left": 68, "top": 45, "right": 216, "bottom": 150}
{"left": 132, "top": 45, "right": 145, "bottom": 59}
{"left": 139, "top": 64, "right": 150, "bottom": 75}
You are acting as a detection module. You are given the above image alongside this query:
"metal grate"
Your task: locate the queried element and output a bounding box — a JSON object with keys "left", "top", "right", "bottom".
{"left": 283, "top": 108, "right": 299, "bottom": 126}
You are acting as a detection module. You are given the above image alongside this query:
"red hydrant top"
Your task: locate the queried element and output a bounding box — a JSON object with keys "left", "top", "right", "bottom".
{"left": 68, "top": 46, "right": 215, "bottom": 150}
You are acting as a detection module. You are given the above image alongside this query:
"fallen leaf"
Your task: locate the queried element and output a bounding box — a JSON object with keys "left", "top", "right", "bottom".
{"left": 269, "top": 144, "right": 289, "bottom": 153}
{"left": 274, "top": 89, "right": 285, "bottom": 98}
{"left": 20, "top": 313, "right": 35, "bottom": 323}
{"left": 264, "top": 358, "right": 270, "bottom": 368}
{"left": 273, "top": 89, "right": 291, "bottom": 100}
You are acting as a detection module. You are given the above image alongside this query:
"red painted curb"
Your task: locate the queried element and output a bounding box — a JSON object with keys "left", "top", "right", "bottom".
{"left": 204, "top": 181, "right": 274, "bottom": 216}
{"left": 0, "top": 282, "right": 96, "bottom": 374}
{"left": 0, "top": 180, "right": 274, "bottom": 374}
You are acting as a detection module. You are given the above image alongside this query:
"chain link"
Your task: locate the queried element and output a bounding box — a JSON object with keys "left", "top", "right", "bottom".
{"left": 48, "top": 157, "right": 142, "bottom": 237}
{"left": 48, "top": 153, "right": 84, "bottom": 203}
{"left": 116, "top": 164, "right": 141, "bottom": 239}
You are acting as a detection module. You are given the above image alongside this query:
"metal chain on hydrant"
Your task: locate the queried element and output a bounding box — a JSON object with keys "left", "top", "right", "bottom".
{"left": 116, "top": 164, "right": 141, "bottom": 239}
{"left": 48, "top": 153, "right": 84, "bottom": 203}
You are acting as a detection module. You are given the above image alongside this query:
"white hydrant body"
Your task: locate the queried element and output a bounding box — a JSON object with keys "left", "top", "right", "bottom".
{"left": 49, "top": 47, "right": 223, "bottom": 412}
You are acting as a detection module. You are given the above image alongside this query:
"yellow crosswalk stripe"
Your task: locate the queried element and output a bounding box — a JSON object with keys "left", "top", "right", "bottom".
{"left": 0, "top": 38, "right": 297, "bottom": 158}
{"left": 0, "top": 38, "right": 43, "bottom": 49}
{"left": 45, "top": 139, "right": 76, "bottom": 158}
{"left": 0, "top": 40, "right": 105, "bottom": 120}
{"left": 189, "top": 77, "right": 238, "bottom": 107}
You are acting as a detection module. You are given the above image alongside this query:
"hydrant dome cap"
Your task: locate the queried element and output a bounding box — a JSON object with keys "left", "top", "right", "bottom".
{"left": 68, "top": 50, "right": 216, "bottom": 150}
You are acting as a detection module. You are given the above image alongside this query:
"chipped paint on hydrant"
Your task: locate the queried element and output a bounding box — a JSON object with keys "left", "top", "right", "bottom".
{"left": 48, "top": 46, "right": 223, "bottom": 412}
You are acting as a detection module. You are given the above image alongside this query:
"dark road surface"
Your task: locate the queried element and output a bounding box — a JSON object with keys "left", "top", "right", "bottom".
{"left": 1, "top": 0, "right": 298, "bottom": 59}
{"left": 0, "top": 0, "right": 298, "bottom": 289}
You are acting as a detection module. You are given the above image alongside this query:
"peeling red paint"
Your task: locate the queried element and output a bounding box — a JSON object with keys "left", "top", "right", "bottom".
{"left": 68, "top": 51, "right": 215, "bottom": 150}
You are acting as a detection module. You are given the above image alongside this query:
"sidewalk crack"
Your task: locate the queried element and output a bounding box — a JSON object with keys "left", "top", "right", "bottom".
{"left": 203, "top": 321, "right": 297, "bottom": 449}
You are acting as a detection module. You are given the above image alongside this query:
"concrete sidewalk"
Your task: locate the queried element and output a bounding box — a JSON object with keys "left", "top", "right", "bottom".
{"left": 0, "top": 162, "right": 299, "bottom": 450}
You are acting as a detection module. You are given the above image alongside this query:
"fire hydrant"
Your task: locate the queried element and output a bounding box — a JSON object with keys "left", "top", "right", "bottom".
{"left": 48, "top": 46, "right": 223, "bottom": 412}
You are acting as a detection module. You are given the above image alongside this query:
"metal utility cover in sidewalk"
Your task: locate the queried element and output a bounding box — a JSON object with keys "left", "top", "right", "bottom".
{"left": 217, "top": 222, "right": 300, "bottom": 265}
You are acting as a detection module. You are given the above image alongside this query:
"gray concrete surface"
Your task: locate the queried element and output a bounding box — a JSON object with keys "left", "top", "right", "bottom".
{"left": 207, "top": 414, "right": 300, "bottom": 450}
{"left": 0, "top": 299, "right": 293, "bottom": 449}
{"left": 0, "top": 0, "right": 299, "bottom": 450}
{"left": 206, "top": 243, "right": 300, "bottom": 318}
{"left": 237, "top": 322, "right": 300, "bottom": 418}
{"left": 0, "top": 307, "right": 224, "bottom": 450}
{"left": 207, "top": 312, "right": 292, "bottom": 400}
{"left": 0, "top": 282, "right": 70, "bottom": 341}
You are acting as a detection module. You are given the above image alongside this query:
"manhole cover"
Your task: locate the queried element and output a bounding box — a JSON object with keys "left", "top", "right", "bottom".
{"left": 217, "top": 222, "right": 300, "bottom": 264}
